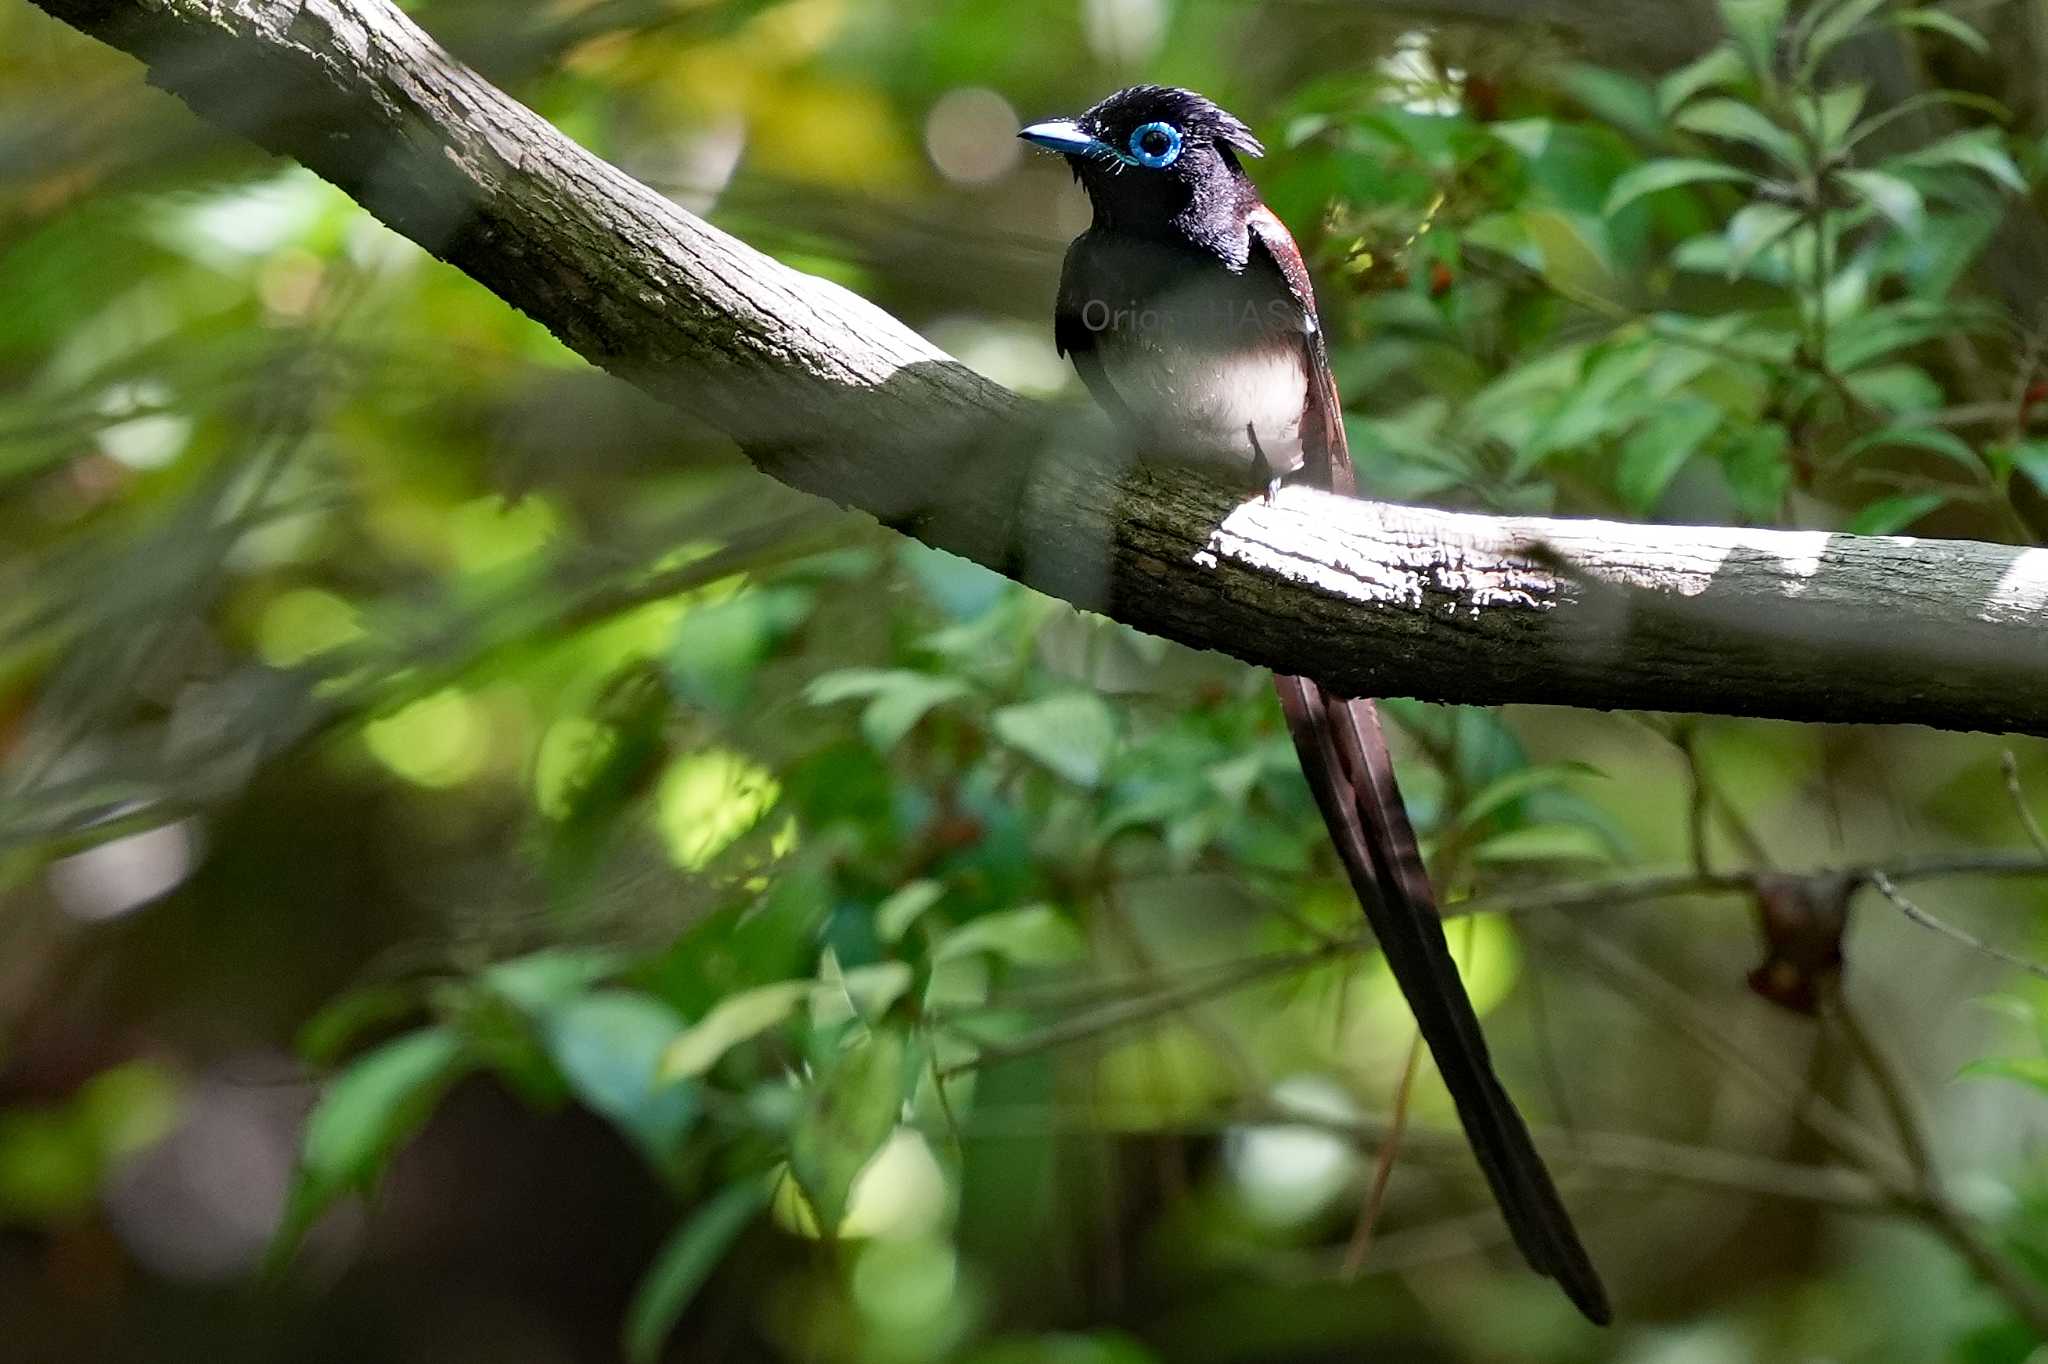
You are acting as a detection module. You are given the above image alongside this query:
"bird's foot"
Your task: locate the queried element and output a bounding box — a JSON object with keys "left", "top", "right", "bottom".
{"left": 1247, "top": 423, "right": 1283, "bottom": 505}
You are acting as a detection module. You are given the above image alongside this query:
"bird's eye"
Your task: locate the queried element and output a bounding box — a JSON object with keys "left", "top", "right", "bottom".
{"left": 1127, "top": 121, "right": 1182, "bottom": 169}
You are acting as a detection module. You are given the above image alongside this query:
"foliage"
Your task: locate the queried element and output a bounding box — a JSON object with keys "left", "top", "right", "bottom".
{"left": 5, "top": 0, "right": 2048, "bottom": 1360}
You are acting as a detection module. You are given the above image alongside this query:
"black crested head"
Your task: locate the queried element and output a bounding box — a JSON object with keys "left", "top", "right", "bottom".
{"left": 1018, "top": 85, "right": 1265, "bottom": 244}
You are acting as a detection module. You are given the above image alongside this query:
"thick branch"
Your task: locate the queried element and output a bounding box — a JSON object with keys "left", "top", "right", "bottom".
{"left": 27, "top": 0, "right": 2048, "bottom": 734}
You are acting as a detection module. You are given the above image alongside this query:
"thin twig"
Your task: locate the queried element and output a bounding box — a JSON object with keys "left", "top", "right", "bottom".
{"left": 1342, "top": 1034, "right": 1422, "bottom": 1279}
{"left": 1554, "top": 920, "right": 1911, "bottom": 1184}
{"left": 1826, "top": 985, "right": 2048, "bottom": 1339}
{"left": 1867, "top": 872, "right": 2048, "bottom": 981}
{"left": 2002, "top": 751, "right": 2048, "bottom": 861}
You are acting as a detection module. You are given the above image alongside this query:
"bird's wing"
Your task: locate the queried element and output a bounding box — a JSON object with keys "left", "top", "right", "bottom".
{"left": 1245, "top": 206, "right": 1354, "bottom": 496}
{"left": 1055, "top": 233, "right": 1138, "bottom": 428}
{"left": 1249, "top": 207, "right": 1610, "bottom": 1323}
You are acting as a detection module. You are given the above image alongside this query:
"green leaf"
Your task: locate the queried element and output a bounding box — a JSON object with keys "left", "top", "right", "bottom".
{"left": 806, "top": 668, "right": 974, "bottom": 752}
{"left": 1603, "top": 159, "right": 1757, "bottom": 215}
{"left": 1840, "top": 424, "right": 1981, "bottom": 472}
{"left": 1886, "top": 129, "right": 2027, "bottom": 194}
{"left": 812, "top": 960, "right": 915, "bottom": 1030}
{"left": 789, "top": 1025, "right": 909, "bottom": 1234}
{"left": 1839, "top": 168, "right": 1924, "bottom": 235}
{"left": 1490, "top": 119, "right": 1555, "bottom": 160}
{"left": 272, "top": 1027, "right": 468, "bottom": 1269}
{"left": 1456, "top": 762, "right": 1603, "bottom": 829}
{"left": 934, "top": 904, "right": 1086, "bottom": 967}
{"left": 1470, "top": 823, "right": 1613, "bottom": 865}
{"left": 1800, "top": 84, "right": 1867, "bottom": 153}
{"left": 1843, "top": 364, "right": 1942, "bottom": 414}
{"left": 543, "top": 991, "right": 698, "bottom": 1174}
{"left": 991, "top": 693, "right": 1118, "bottom": 786}
{"left": 668, "top": 587, "right": 813, "bottom": 713}
{"left": 1848, "top": 91, "right": 2011, "bottom": 153}
{"left": 1618, "top": 398, "right": 1724, "bottom": 513}
{"left": 1658, "top": 42, "right": 1750, "bottom": 115}
{"left": 1829, "top": 300, "right": 1999, "bottom": 372}
{"left": 875, "top": 879, "right": 945, "bottom": 943}
{"left": 1520, "top": 209, "right": 1620, "bottom": 300}
{"left": 1721, "top": 0, "right": 1789, "bottom": 77}
{"left": 482, "top": 948, "right": 628, "bottom": 1014}
{"left": 1892, "top": 8, "right": 1989, "bottom": 55}
{"left": 623, "top": 1176, "right": 773, "bottom": 1364}
{"left": 1847, "top": 492, "right": 1948, "bottom": 535}
{"left": 1722, "top": 423, "right": 1792, "bottom": 520}
{"left": 1674, "top": 99, "right": 1805, "bottom": 168}
{"left": 1722, "top": 201, "right": 1802, "bottom": 279}
{"left": 1960, "top": 1055, "right": 2048, "bottom": 1092}
{"left": 1557, "top": 64, "right": 1663, "bottom": 141}
{"left": 296, "top": 984, "right": 421, "bottom": 1066}
{"left": 1801, "top": 0, "right": 1889, "bottom": 73}
{"left": 659, "top": 981, "right": 814, "bottom": 1080}
{"left": 2008, "top": 440, "right": 2048, "bottom": 497}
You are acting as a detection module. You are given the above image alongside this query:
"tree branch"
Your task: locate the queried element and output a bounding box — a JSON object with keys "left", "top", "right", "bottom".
{"left": 27, "top": 0, "right": 2048, "bottom": 734}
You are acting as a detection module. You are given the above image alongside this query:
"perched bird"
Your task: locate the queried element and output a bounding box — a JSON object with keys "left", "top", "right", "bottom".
{"left": 1020, "top": 85, "right": 1610, "bottom": 1325}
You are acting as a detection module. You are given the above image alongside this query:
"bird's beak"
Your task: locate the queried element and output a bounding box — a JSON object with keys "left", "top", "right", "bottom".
{"left": 1017, "top": 118, "right": 1103, "bottom": 158}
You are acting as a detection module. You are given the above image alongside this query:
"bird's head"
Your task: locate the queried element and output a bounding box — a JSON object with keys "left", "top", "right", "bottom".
{"left": 1018, "top": 85, "right": 1263, "bottom": 230}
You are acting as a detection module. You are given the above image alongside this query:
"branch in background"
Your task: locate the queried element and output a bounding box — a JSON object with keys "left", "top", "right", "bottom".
{"left": 27, "top": 0, "right": 2048, "bottom": 737}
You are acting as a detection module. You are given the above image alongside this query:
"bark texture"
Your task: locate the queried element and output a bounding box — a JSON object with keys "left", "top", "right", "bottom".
{"left": 25, "top": 0, "right": 2048, "bottom": 735}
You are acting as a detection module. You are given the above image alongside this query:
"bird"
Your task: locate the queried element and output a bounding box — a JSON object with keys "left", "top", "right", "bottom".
{"left": 1019, "top": 85, "right": 1610, "bottom": 1325}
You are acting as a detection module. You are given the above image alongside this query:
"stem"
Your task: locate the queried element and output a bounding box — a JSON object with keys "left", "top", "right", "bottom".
{"left": 1828, "top": 987, "right": 2048, "bottom": 1338}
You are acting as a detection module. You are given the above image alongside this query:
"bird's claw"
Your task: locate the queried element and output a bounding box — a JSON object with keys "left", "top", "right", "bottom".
{"left": 1247, "top": 423, "right": 1283, "bottom": 505}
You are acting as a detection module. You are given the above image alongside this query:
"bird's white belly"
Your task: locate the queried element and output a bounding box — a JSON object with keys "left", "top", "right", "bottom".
{"left": 1099, "top": 342, "right": 1307, "bottom": 473}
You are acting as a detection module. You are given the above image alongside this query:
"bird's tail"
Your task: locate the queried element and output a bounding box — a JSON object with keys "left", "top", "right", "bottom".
{"left": 1274, "top": 674, "right": 1610, "bottom": 1325}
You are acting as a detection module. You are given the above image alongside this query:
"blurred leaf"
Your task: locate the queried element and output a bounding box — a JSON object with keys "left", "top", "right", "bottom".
{"left": 1674, "top": 99, "right": 1805, "bottom": 169}
{"left": 991, "top": 693, "right": 1117, "bottom": 787}
{"left": 1721, "top": 423, "right": 1792, "bottom": 520}
{"left": 1722, "top": 0, "right": 1790, "bottom": 76}
{"left": 483, "top": 948, "right": 629, "bottom": 1014}
{"left": 623, "top": 1175, "right": 772, "bottom": 1364}
{"left": 2011, "top": 441, "right": 2048, "bottom": 497}
{"left": 876, "top": 879, "right": 945, "bottom": 943}
{"left": 1801, "top": 84, "right": 1867, "bottom": 153}
{"left": 1802, "top": 0, "right": 1889, "bottom": 74}
{"left": 660, "top": 981, "right": 814, "bottom": 1080}
{"left": 789, "top": 1025, "right": 908, "bottom": 1234}
{"left": 667, "top": 586, "right": 814, "bottom": 713}
{"left": 1892, "top": 8, "right": 1990, "bottom": 55}
{"left": 1840, "top": 168, "right": 1925, "bottom": 235}
{"left": 1961, "top": 1056, "right": 2048, "bottom": 1092}
{"left": 544, "top": 990, "right": 698, "bottom": 1175}
{"left": 297, "top": 984, "right": 422, "bottom": 1066}
{"left": 1521, "top": 209, "right": 1619, "bottom": 299}
{"left": 1658, "top": 42, "right": 1750, "bottom": 115}
{"left": 1887, "top": 129, "right": 2027, "bottom": 194}
{"left": 1618, "top": 398, "right": 1723, "bottom": 512}
{"left": 1841, "top": 424, "right": 1980, "bottom": 473}
{"left": 1830, "top": 301, "right": 1999, "bottom": 372}
{"left": 1471, "top": 823, "right": 1613, "bottom": 865}
{"left": 1557, "top": 64, "right": 1662, "bottom": 142}
{"left": 1603, "top": 159, "right": 1757, "bottom": 215}
{"left": 1723, "top": 201, "right": 1802, "bottom": 279}
{"left": 1848, "top": 493, "right": 1948, "bottom": 535}
{"left": 1457, "top": 762, "right": 1603, "bottom": 830}
{"left": 272, "top": 1027, "right": 468, "bottom": 1269}
{"left": 1844, "top": 364, "right": 1942, "bottom": 414}
{"left": 934, "top": 905, "right": 1085, "bottom": 967}
{"left": 813, "top": 960, "right": 915, "bottom": 1029}
{"left": 807, "top": 668, "right": 974, "bottom": 751}
{"left": 959, "top": 1333, "right": 1162, "bottom": 1364}
{"left": 899, "top": 541, "right": 1009, "bottom": 620}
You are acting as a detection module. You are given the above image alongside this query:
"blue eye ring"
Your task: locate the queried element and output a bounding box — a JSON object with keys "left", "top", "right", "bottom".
{"left": 1126, "top": 121, "right": 1182, "bottom": 168}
